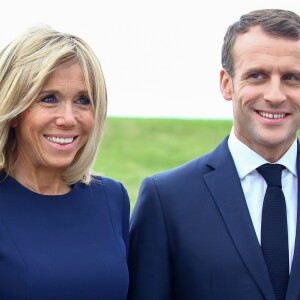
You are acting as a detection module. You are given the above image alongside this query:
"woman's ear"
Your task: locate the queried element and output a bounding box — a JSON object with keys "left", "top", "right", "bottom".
{"left": 220, "top": 68, "right": 233, "bottom": 101}
{"left": 10, "top": 117, "right": 18, "bottom": 128}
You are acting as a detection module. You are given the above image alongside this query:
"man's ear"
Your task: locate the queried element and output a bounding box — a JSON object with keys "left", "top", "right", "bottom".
{"left": 220, "top": 68, "right": 233, "bottom": 101}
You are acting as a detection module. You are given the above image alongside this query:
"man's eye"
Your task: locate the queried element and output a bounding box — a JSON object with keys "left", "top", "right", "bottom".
{"left": 40, "top": 95, "right": 56, "bottom": 103}
{"left": 250, "top": 73, "right": 263, "bottom": 79}
{"left": 284, "top": 74, "right": 297, "bottom": 80}
{"left": 76, "top": 96, "right": 91, "bottom": 105}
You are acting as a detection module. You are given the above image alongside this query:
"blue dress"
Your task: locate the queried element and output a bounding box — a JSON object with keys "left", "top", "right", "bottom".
{"left": 0, "top": 175, "right": 129, "bottom": 299}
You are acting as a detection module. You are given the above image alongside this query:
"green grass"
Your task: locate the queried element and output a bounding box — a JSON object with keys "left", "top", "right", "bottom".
{"left": 93, "top": 117, "right": 233, "bottom": 210}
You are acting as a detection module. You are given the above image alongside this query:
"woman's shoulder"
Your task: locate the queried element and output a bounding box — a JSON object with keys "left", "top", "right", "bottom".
{"left": 88, "top": 175, "right": 130, "bottom": 227}
{"left": 87, "top": 175, "right": 129, "bottom": 202}
{"left": 89, "top": 174, "right": 125, "bottom": 190}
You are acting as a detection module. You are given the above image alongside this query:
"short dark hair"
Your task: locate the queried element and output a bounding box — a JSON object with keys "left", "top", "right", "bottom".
{"left": 221, "top": 9, "right": 300, "bottom": 76}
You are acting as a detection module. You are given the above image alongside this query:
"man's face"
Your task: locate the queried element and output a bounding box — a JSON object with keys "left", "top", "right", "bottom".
{"left": 220, "top": 26, "right": 300, "bottom": 161}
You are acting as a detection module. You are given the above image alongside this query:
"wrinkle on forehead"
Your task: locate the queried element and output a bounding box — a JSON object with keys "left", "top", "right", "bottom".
{"left": 232, "top": 27, "right": 300, "bottom": 74}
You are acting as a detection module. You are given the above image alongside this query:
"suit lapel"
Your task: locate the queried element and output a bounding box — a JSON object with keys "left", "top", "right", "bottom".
{"left": 285, "top": 140, "right": 300, "bottom": 300}
{"left": 203, "top": 137, "right": 276, "bottom": 300}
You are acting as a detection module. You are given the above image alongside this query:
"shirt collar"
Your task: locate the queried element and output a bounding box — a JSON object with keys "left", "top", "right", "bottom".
{"left": 228, "top": 128, "right": 297, "bottom": 179}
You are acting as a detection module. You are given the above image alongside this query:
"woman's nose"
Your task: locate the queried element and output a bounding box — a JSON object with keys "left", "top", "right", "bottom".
{"left": 55, "top": 102, "right": 78, "bottom": 127}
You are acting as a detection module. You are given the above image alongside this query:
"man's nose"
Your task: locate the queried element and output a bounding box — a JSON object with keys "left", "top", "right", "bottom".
{"left": 264, "top": 78, "right": 287, "bottom": 104}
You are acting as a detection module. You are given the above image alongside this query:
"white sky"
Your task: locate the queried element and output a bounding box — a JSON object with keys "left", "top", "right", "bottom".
{"left": 2, "top": 0, "right": 300, "bottom": 119}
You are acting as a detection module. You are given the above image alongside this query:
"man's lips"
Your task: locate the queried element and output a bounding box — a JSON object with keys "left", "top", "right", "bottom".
{"left": 257, "top": 111, "right": 287, "bottom": 119}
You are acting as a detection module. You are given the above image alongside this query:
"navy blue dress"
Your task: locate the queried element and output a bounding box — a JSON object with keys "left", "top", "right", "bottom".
{"left": 0, "top": 175, "right": 129, "bottom": 299}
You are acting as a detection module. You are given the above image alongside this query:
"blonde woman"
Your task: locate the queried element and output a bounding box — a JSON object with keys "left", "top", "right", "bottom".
{"left": 0, "top": 26, "right": 129, "bottom": 299}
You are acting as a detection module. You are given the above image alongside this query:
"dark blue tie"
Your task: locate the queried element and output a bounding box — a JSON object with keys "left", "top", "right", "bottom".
{"left": 257, "top": 163, "right": 289, "bottom": 300}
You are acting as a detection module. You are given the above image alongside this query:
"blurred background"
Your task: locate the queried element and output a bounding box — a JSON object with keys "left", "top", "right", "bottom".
{"left": 2, "top": 0, "right": 300, "bottom": 207}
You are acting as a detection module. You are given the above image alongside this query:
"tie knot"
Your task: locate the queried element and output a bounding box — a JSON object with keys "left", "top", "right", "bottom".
{"left": 256, "top": 163, "right": 285, "bottom": 187}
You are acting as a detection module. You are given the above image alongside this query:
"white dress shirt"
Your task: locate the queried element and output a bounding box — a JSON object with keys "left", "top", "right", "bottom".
{"left": 228, "top": 129, "right": 298, "bottom": 271}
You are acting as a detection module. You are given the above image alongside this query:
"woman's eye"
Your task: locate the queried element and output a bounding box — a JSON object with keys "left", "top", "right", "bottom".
{"left": 40, "top": 94, "right": 56, "bottom": 103}
{"left": 76, "top": 95, "right": 91, "bottom": 105}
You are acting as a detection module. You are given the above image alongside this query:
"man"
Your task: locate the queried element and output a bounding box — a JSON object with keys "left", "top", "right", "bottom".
{"left": 127, "top": 9, "right": 300, "bottom": 300}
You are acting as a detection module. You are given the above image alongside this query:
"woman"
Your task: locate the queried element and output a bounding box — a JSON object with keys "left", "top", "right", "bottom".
{"left": 0, "top": 26, "right": 129, "bottom": 299}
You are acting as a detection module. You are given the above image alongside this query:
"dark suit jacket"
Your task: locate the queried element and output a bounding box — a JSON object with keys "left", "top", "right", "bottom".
{"left": 128, "top": 136, "right": 300, "bottom": 300}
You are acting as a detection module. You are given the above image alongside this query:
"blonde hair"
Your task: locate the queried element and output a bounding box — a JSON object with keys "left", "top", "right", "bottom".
{"left": 0, "top": 26, "right": 107, "bottom": 184}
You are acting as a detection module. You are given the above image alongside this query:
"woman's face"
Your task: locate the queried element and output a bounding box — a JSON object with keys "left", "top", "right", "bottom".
{"left": 13, "top": 62, "right": 95, "bottom": 174}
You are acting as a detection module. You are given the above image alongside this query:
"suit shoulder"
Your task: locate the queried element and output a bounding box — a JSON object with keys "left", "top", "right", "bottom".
{"left": 149, "top": 136, "right": 230, "bottom": 186}
{"left": 150, "top": 153, "right": 211, "bottom": 185}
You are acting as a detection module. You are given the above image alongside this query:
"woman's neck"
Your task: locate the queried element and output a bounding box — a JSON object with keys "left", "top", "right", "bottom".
{"left": 11, "top": 165, "right": 70, "bottom": 195}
